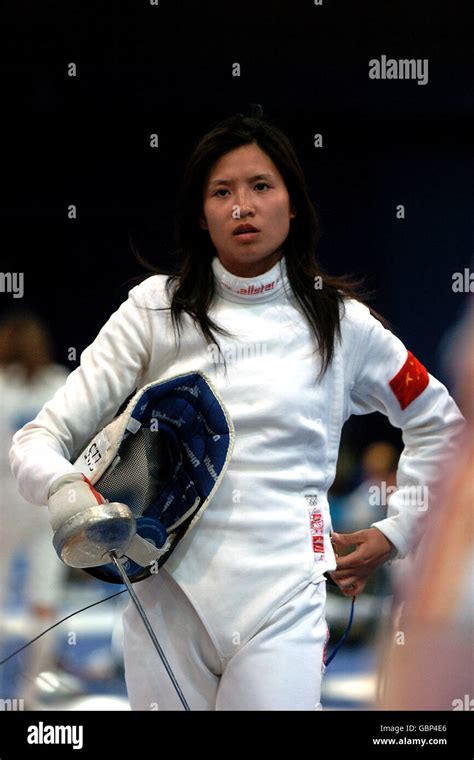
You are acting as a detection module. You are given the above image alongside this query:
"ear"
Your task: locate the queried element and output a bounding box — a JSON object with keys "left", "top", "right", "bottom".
{"left": 199, "top": 214, "right": 208, "bottom": 230}
{"left": 290, "top": 207, "right": 297, "bottom": 219}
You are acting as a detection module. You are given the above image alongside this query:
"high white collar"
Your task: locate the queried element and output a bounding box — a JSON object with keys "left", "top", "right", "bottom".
{"left": 211, "top": 255, "right": 290, "bottom": 304}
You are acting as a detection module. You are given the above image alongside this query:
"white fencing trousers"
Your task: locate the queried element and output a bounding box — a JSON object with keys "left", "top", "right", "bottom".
{"left": 122, "top": 569, "right": 329, "bottom": 710}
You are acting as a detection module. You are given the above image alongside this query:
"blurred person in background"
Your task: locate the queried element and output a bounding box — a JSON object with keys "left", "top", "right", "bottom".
{"left": 327, "top": 445, "right": 357, "bottom": 529}
{"left": 0, "top": 309, "right": 71, "bottom": 708}
{"left": 377, "top": 299, "right": 474, "bottom": 710}
{"left": 336, "top": 441, "right": 400, "bottom": 536}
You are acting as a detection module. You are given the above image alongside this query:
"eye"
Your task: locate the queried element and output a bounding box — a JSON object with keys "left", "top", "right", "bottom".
{"left": 213, "top": 182, "right": 270, "bottom": 197}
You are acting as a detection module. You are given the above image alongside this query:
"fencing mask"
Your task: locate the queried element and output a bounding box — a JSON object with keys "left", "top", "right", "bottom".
{"left": 69, "top": 371, "right": 234, "bottom": 584}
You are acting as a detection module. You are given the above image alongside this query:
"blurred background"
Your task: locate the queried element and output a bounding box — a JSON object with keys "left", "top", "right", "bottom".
{"left": 0, "top": 0, "right": 472, "bottom": 710}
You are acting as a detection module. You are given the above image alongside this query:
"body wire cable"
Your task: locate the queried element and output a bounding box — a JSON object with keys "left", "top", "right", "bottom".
{"left": 0, "top": 587, "right": 355, "bottom": 678}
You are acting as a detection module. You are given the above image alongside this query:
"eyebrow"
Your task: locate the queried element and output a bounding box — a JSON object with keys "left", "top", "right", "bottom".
{"left": 208, "top": 173, "right": 275, "bottom": 187}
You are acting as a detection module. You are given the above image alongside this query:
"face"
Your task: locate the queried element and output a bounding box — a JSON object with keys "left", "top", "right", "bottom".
{"left": 199, "top": 142, "right": 296, "bottom": 277}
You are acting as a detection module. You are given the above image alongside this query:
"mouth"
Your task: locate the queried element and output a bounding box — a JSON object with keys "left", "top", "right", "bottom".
{"left": 232, "top": 224, "right": 260, "bottom": 242}
{"left": 233, "top": 231, "right": 260, "bottom": 241}
{"left": 233, "top": 224, "right": 259, "bottom": 235}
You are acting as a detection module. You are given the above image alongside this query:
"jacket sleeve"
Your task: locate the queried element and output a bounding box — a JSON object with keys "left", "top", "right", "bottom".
{"left": 348, "top": 303, "right": 466, "bottom": 558}
{"left": 9, "top": 281, "right": 153, "bottom": 507}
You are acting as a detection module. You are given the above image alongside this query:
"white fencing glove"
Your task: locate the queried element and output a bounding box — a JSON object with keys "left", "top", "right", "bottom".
{"left": 47, "top": 472, "right": 109, "bottom": 532}
{"left": 48, "top": 472, "right": 168, "bottom": 568}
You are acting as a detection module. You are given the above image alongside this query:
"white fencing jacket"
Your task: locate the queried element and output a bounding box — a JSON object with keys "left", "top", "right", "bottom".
{"left": 9, "top": 255, "right": 465, "bottom": 653}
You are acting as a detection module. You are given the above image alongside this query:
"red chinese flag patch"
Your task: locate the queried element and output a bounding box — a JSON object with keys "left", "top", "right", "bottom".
{"left": 389, "top": 351, "right": 429, "bottom": 410}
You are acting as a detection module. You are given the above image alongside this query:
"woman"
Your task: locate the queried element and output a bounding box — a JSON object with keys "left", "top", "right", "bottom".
{"left": 9, "top": 112, "right": 465, "bottom": 710}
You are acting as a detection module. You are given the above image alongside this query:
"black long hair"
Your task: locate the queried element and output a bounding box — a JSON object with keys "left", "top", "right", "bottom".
{"left": 130, "top": 106, "right": 390, "bottom": 378}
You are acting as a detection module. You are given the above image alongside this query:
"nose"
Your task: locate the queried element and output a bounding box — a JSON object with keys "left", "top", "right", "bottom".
{"left": 234, "top": 190, "right": 255, "bottom": 217}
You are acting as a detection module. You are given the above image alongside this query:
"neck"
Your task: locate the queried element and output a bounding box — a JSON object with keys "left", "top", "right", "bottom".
{"left": 218, "top": 251, "right": 284, "bottom": 278}
{"left": 211, "top": 254, "right": 290, "bottom": 304}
